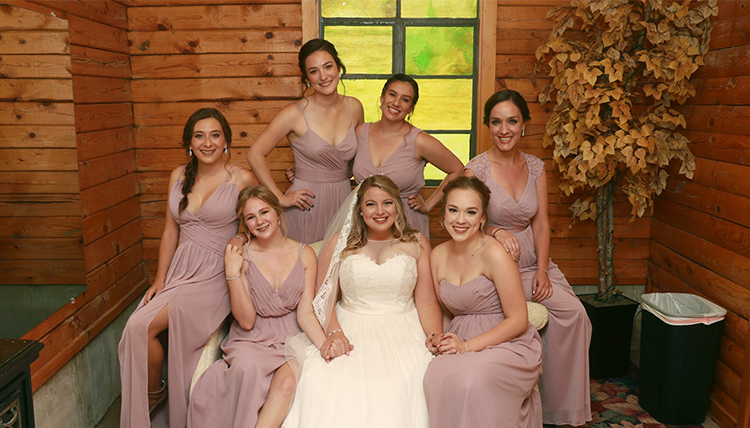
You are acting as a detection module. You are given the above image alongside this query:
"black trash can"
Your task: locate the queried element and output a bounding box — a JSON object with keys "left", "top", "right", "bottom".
{"left": 639, "top": 293, "right": 726, "bottom": 425}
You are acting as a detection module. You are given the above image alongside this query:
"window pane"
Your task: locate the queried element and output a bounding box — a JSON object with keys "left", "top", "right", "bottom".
{"left": 424, "top": 134, "right": 470, "bottom": 180}
{"left": 340, "top": 79, "right": 385, "bottom": 123}
{"left": 326, "top": 26, "right": 393, "bottom": 75}
{"left": 406, "top": 27, "right": 473, "bottom": 75}
{"left": 401, "top": 0, "right": 477, "bottom": 18}
{"left": 411, "top": 79, "right": 472, "bottom": 131}
{"left": 322, "top": 0, "right": 396, "bottom": 18}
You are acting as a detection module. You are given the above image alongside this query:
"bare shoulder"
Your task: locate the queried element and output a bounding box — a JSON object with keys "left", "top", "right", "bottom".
{"left": 235, "top": 167, "right": 258, "bottom": 189}
{"left": 482, "top": 236, "right": 514, "bottom": 266}
{"left": 430, "top": 239, "right": 450, "bottom": 263}
{"left": 416, "top": 233, "right": 432, "bottom": 254}
{"left": 301, "top": 243, "right": 318, "bottom": 266}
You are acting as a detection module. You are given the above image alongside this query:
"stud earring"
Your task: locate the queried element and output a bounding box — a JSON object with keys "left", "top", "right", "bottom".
{"left": 189, "top": 148, "right": 193, "bottom": 157}
{"left": 359, "top": 212, "right": 363, "bottom": 216}
{"left": 224, "top": 147, "right": 228, "bottom": 155}
{"left": 339, "top": 73, "right": 342, "bottom": 79}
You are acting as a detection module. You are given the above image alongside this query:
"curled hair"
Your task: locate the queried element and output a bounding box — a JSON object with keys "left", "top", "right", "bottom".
{"left": 298, "top": 38, "right": 346, "bottom": 87}
{"left": 235, "top": 186, "right": 287, "bottom": 239}
{"left": 439, "top": 176, "right": 492, "bottom": 226}
{"left": 345, "top": 175, "right": 417, "bottom": 254}
{"left": 179, "top": 108, "right": 233, "bottom": 213}
{"left": 381, "top": 73, "right": 420, "bottom": 107}
{"left": 482, "top": 89, "right": 531, "bottom": 127}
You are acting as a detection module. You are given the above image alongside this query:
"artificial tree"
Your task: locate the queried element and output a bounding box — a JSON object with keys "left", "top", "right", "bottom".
{"left": 536, "top": 0, "right": 717, "bottom": 298}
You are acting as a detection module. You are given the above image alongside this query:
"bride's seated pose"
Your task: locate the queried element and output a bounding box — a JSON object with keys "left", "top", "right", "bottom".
{"left": 282, "top": 174, "right": 442, "bottom": 428}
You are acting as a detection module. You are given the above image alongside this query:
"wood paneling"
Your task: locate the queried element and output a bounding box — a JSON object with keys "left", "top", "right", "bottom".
{"left": 651, "top": 2, "right": 750, "bottom": 424}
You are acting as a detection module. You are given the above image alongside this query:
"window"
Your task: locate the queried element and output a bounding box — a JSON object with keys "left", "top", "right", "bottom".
{"left": 320, "top": 0, "right": 479, "bottom": 182}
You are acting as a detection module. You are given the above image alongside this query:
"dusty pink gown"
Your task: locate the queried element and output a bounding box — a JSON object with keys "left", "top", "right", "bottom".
{"left": 466, "top": 151, "right": 592, "bottom": 425}
{"left": 119, "top": 167, "right": 239, "bottom": 428}
{"left": 424, "top": 275, "right": 543, "bottom": 428}
{"left": 187, "top": 243, "right": 305, "bottom": 428}
{"left": 284, "top": 101, "right": 357, "bottom": 244}
{"left": 352, "top": 123, "right": 429, "bottom": 237}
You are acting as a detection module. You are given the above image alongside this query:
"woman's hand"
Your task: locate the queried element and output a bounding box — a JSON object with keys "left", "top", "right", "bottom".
{"left": 224, "top": 243, "right": 244, "bottom": 279}
{"left": 319, "top": 331, "right": 353, "bottom": 362}
{"left": 144, "top": 280, "right": 165, "bottom": 304}
{"left": 280, "top": 190, "right": 315, "bottom": 211}
{"left": 407, "top": 194, "right": 429, "bottom": 214}
{"left": 531, "top": 269, "right": 553, "bottom": 302}
{"left": 491, "top": 229, "right": 521, "bottom": 263}
{"left": 437, "top": 332, "right": 466, "bottom": 355}
{"left": 426, "top": 333, "right": 441, "bottom": 355}
{"left": 285, "top": 166, "right": 296, "bottom": 183}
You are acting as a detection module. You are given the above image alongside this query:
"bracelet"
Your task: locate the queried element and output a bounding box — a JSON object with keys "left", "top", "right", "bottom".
{"left": 492, "top": 228, "right": 502, "bottom": 239}
{"left": 465, "top": 341, "right": 469, "bottom": 353}
{"left": 327, "top": 329, "right": 342, "bottom": 337}
{"left": 234, "top": 234, "right": 247, "bottom": 244}
{"left": 539, "top": 268, "right": 549, "bottom": 274}
{"left": 226, "top": 274, "right": 241, "bottom": 281}
{"left": 418, "top": 194, "right": 429, "bottom": 212}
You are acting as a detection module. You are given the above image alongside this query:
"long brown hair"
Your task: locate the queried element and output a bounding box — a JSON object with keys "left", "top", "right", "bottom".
{"left": 179, "top": 108, "right": 233, "bottom": 213}
{"left": 235, "top": 186, "right": 287, "bottom": 239}
{"left": 344, "top": 175, "right": 417, "bottom": 253}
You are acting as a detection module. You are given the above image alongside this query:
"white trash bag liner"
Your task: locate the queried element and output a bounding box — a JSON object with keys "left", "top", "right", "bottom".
{"left": 641, "top": 293, "right": 726, "bottom": 326}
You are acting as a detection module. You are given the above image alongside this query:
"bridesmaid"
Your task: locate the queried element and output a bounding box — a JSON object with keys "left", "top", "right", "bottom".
{"left": 248, "top": 38, "right": 364, "bottom": 244}
{"left": 424, "top": 176, "right": 543, "bottom": 428}
{"left": 188, "top": 186, "right": 323, "bottom": 428}
{"left": 465, "top": 89, "right": 592, "bottom": 426}
{"left": 119, "top": 108, "right": 257, "bottom": 428}
{"left": 352, "top": 74, "right": 464, "bottom": 237}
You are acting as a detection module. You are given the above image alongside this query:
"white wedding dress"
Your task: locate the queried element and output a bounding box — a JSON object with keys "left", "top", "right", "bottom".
{"left": 282, "top": 241, "right": 433, "bottom": 428}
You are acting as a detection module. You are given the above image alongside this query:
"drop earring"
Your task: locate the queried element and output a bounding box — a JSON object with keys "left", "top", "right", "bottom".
{"left": 189, "top": 148, "right": 193, "bottom": 157}
{"left": 224, "top": 147, "right": 228, "bottom": 155}
{"left": 306, "top": 82, "right": 310, "bottom": 89}
{"left": 522, "top": 128, "right": 525, "bottom": 137}
{"left": 339, "top": 73, "right": 342, "bottom": 79}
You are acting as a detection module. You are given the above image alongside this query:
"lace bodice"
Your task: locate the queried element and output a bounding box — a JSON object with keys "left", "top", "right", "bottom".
{"left": 339, "top": 253, "right": 418, "bottom": 308}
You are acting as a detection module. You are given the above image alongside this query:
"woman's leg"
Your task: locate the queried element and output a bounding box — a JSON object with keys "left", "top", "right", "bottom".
{"left": 256, "top": 363, "right": 297, "bottom": 428}
{"left": 147, "top": 304, "right": 170, "bottom": 391}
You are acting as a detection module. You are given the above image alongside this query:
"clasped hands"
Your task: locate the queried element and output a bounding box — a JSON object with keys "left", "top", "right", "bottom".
{"left": 319, "top": 330, "right": 354, "bottom": 363}
{"left": 426, "top": 332, "right": 466, "bottom": 356}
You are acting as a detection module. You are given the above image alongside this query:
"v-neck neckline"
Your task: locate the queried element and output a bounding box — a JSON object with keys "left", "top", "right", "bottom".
{"left": 486, "top": 152, "right": 530, "bottom": 205}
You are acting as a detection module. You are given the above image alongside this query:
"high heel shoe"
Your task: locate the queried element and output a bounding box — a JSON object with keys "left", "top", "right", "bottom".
{"left": 148, "top": 380, "right": 168, "bottom": 414}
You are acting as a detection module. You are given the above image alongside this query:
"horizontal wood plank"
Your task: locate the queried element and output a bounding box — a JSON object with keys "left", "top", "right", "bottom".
{"left": 0, "top": 237, "right": 84, "bottom": 260}
{"left": 681, "top": 105, "right": 750, "bottom": 136}
{"left": 0, "top": 101, "right": 74, "bottom": 125}
{"left": 0, "top": 148, "right": 78, "bottom": 171}
{"left": 67, "top": 14, "right": 129, "bottom": 54}
{"left": 84, "top": 218, "right": 142, "bottom": 271}
{"left": 131, "top": 53, "right": 299, "bottom": 79}
{"left": 73, "top": 75, "right": 132, "bottom": 104}
{"left": 0, "top": 171, "right": 80, "bottom": 194}
{"left": 0, "top": 54, "right": 71, "bottom": 78}
{"left": 80, "top": 173, "right": 139, "bottom": 217}
{"left": 77, "top": 127, "right": 135, "bottom": 161}
{"left": 127, "top": 4, "right": 301, "bottom": 31}
{"left": 137, "top": 147, "right": 291, "bottom": 172}
{"left": 496, "top": 5, "right": 556, "bottom": 30}
{"left": 70, "top": 45, "right": 131, "bottom": 79}
{"left": 0, "top": 259, "right": 86, "bottom": 285}
{"left": 133, "top": 100, "right": 288, "bottom": 126}
{"left": 0, "top": 125, "right": 76, "bottom": 148}
{"left": 1, "top": 216, "right": 82, "bottom": 238}
{"left": 0, "top": 30, "right": 69, "bottom": 54}
{"left": 128, "top": 29, "right": 302, "bottom": 55}
{"left": 135, "top": 124, "right": 265, "bottom": 149}
{"left": 79, "top": 150, "right": 136, "bottom": 190}
{"left": 695, "top": 44, "right": 750, "bottom": 79}
{"left": 690, "top": 75, "right": 750, "bottom": 106}
{"left": 131, "top": 76, "right": 300, "bottom": 102}
{"left": 82, "top": 196, "right": 140, "bottom": 244}
{"left": 661, "top": 177, "right": 750, "bottom": 229}
{"left": 75, "top": 102, "right": 133, "bottom": 133}
{"left": 0, "top": 4, "right": 68, "bottom": 30}
{"left": 0, "top": 194, "right": 81, "bottom": 217}
{"left": 683, "top": 130, "right": 750, "bottom": 166}
{"left": 0, "top": 78, "right": 72, "bottom": 101}
{"left": 28, "top": 0, "right": 128, "bottom": 30}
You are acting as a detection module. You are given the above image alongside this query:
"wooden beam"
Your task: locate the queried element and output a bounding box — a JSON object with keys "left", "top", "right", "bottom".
{"left": 476, "top": 0, "right": 497, "bottom": 154}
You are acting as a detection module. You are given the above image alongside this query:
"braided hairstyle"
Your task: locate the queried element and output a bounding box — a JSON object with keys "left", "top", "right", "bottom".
{"left": 179, "top": 108, "right": 233, "bottom": 213}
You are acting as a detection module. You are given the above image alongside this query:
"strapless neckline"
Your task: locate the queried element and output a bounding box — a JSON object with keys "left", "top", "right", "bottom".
{"left": 440, "top": 274, "right": 490, "bottom": 288}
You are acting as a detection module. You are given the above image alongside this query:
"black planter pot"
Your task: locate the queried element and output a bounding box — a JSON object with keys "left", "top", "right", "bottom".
{"left": 580, "top": 293, "right": 639, "bottom": 379}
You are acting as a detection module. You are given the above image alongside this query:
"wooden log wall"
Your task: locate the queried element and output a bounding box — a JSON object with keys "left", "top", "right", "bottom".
{"left": 648, "top": 1, "right": 750, "bottom": 427}
{"left": 3, "top": 0, "right": 148, "bottom": 390}
{"left": 492, "top": 0, "right": 650, "bottom": 287}
{"left": 127, "top": 0, "right": 304, "bottom": 282}
{"left": 0, "top": 7, "right": 85, "bottom": 287}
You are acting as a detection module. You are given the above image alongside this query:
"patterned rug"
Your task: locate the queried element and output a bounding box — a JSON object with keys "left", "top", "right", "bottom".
{"left": 586, "top": 366, "right": 707, "bottom": 428}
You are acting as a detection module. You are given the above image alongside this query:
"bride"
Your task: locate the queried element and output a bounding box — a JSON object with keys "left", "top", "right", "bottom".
{"left": 282, "top": 175, "right": 442, "bottom": 428}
